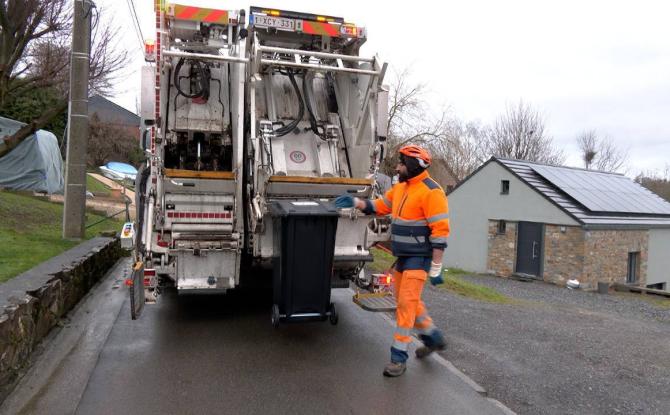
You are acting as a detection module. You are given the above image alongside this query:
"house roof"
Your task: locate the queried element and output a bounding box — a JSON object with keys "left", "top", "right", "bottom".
{"left": 456, "top": 157, "right": 670, "bottom": 229}
{"left": 88, "top": 95, "right": 140, "bottom": 126}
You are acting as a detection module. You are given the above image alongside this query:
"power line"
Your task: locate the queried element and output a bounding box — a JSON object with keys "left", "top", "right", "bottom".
{"left": 125, "top": 0, "right": 145, "bottom": 55}
{"left": 128, "top": 0, "right": 145, "bottom": 42}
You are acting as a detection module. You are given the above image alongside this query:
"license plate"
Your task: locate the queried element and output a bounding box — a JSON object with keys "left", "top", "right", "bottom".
{"left": 254, "top": 15, "right": 301, "bottom": 31}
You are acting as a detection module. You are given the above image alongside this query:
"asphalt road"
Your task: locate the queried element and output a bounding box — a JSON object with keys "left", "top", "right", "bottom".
{"left": 2, "top": 261, "right": 509, "bottom": 415}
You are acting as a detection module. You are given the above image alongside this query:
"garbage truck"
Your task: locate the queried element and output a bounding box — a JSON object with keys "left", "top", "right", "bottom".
{"left": 127, "top": 3, "right": 390, "bottom": 321}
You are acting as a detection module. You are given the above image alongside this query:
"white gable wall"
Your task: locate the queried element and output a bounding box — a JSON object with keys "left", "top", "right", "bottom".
{"left": 445, "top": 161, "right": 579, "bottom": 273}
{"left": 647, "top": 229, "right": 670, "bottom": 286}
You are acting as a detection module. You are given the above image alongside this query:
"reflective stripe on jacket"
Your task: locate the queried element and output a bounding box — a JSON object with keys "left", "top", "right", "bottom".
{"left": 363, "top": 170, "right": 450, "bottom": 257}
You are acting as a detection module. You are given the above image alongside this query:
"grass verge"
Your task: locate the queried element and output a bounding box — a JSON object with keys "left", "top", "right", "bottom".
{"left": 369, "top": 248, "right": 515, "bottom": 304}
{"left": 368, "top": 246, "right": 396, "bottom": 273}
{"left": 441, "top": 269, "right": 516, "bottom": 304}
{"left": 86, "top": 173, "right": 111, "bottom": 194}
{"left": 0, "top": 190, "right": 123, "bottom": 283}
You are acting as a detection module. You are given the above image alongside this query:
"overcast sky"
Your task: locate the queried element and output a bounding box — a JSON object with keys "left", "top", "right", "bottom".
{"left": 100, "top": 0, "right": 670, "bottom": 176}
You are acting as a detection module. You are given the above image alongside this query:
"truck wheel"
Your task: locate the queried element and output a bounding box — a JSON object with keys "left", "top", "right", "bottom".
{"left": 271, "top": 304, "right": 280, "bottom": 328}
{"left": 329, "top": 303, "right": 338, "bottom": 325}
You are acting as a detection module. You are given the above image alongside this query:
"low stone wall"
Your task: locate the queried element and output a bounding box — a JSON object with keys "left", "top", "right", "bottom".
{"left": 0, "top": 237, "right": 123, "bottom": 403}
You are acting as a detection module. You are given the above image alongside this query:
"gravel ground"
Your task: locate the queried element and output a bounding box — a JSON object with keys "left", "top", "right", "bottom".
{"left": 418, "top": 274, "right": 670, "bottom": 415}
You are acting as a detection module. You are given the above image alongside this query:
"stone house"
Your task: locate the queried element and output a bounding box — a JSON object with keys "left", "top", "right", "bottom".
{"left": 444, "top": 157, "right": 670, "bottom": 290}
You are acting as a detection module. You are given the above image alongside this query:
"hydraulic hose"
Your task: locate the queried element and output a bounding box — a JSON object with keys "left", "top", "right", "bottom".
{"left": 273, "top": 70, "right": 305, "bottom": 137}
{"left": 173, "top": 58, "right": 210, "bottom": 99}
{"left": 302, "top": 70, "right": 326, "bottom": 140}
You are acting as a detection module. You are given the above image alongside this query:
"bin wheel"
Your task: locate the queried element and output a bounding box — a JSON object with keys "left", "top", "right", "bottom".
{"left": 271, "top": 304, "right": 280, "bottom": 328}
{"left": 329, "top": 303, "right": 338, "bottom": 325}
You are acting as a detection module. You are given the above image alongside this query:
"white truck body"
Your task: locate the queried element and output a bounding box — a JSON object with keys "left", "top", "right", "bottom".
{"left": 134, "top": 4, "right": 389, "bottom": 300}
{"left": 244, "top": 7, "right": 390, "bottom": 281}
{"left": 137, "top": 4, "right": 247, "bottom": 295}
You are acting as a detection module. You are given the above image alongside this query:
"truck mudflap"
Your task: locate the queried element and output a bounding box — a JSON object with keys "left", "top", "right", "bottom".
{"left": 127, "top": 261, "right": 145, "bottom": 320}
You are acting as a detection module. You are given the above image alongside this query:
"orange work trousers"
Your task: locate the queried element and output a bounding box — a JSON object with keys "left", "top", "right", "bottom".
{"left": 391, "top": 268, "right": 436, "bottom": 361}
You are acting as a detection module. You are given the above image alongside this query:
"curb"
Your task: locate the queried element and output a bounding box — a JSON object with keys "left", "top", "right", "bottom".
{"left": 376, "top": 306, "right": 516, "bottom": 414}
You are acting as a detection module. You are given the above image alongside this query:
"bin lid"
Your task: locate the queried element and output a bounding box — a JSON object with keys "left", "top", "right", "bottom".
{"left": 270, "top": 200, "right": 339, "bottom": 217}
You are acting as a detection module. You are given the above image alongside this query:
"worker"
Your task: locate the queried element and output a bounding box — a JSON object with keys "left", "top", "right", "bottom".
{"left": 335, "top": 144, "right": 449, "bottom": 377}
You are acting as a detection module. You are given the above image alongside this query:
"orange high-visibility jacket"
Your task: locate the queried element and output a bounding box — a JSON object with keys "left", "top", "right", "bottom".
{"left": 363, "top": 170, "right": 450, "bottom": 257}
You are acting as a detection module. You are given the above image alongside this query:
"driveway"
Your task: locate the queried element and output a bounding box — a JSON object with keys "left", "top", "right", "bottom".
{"left": 424, "top": 274, "right": 670, "bottom": 415}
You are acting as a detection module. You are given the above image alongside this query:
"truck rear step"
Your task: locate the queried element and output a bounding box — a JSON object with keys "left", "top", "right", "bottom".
{"left": 352, "top": 291, "right": 397, "bottom": 312}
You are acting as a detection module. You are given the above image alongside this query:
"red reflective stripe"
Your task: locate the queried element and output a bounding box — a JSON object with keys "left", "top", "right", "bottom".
{"left": 323, "top": 23, "right": 339, "bottom": 37}
{"left": 176, "top": 6, "right": 199, "bottom": 19}
{"left": 302, "top": 21, "right": 339, "bottom": 37}
{"left": 144, "top": 269, "right": 156, "bottom": 276}
{"left": 170, "top": 211, "right": 233, "bottom": 219}
{"left": 203, "top": 9, "right": 226, "bottom": 23}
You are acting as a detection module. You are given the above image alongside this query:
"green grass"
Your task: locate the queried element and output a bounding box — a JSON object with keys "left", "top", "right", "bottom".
{"left": 0, "top": 190, "right": 123, "bottom": 283}
{"left": 440, "top": 269, "right": 516, "bottom": 304}
{"left": 86, "top": 174, "right": 111, "bottom": 194}
{"left": 368, "top": 247, "right": 396, "bottom": 273}
{"left": 369, "top": 248, "right": 514, "bottom": 304}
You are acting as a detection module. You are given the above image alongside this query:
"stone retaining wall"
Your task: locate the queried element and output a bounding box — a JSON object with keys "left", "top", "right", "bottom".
{"left": 0, "top": 237, "right": 123, "bottom": 403}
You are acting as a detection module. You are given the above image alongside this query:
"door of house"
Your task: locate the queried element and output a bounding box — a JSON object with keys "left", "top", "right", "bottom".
{"left": 516, "top": 221, "right": 543, "bottom": 277}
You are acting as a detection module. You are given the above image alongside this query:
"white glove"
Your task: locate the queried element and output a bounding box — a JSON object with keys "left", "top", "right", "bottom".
{"left": 429, "top": 261, "right": 443, "bottom": 278}
{"left": 429, "top": 261, "right": 444, "bottom": 286}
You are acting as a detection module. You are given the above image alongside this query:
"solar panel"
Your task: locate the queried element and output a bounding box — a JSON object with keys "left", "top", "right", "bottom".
{"left": 530, "top": 165, "right": 670, "bottom": 214}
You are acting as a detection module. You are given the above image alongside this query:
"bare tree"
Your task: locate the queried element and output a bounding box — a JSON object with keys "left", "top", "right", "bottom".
{"left": 381, "top": 67, "right": 449, "bottom": 174}
{"left": 576, "top": 129, "right": 628, "bottom": 172}
{"left": 577, "top": 130, "right": 597, "bottom": 169}
{"left": 427, "top": 120, "right": 485, "bottom": 182}
{"left": 482, "top": 100, "right": 564, "bottom": 165}
{"left": 0, "top": 0, "right": 128, "bottom": 158}
{"left": 636, "top": 165, "right": 670, "bottom": 202}
{"left": 87, "top": 112, "right": 139, "bottom": 167}
{"left": 0, "top": 0, "right": 71, "bottom": 107}
{"left": 380, "top": 67, "right": 485, "bottom": 184}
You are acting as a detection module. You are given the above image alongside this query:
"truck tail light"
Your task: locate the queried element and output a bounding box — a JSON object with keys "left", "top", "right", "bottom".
{"left": 157, "top": 235, "right": 169, "bottom": 247}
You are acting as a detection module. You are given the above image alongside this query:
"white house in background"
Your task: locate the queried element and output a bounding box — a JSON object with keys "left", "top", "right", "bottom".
{"left": 445, "top": 157, "right": 670, "bottom": 290}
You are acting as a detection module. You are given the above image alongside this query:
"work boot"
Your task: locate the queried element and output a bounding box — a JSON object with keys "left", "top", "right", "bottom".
{"left": 415, "top": 332, "right": 447, "bottom": 359}
{"left": 383, "top": 361, "right": 406, "bottom": 377}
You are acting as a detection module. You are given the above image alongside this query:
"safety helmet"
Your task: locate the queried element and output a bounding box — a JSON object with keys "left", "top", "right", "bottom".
{"left": 399, "top": 144, "right": 431, "bottom": 168}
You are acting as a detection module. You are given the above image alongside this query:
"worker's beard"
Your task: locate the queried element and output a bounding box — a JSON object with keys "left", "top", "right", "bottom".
{"left": 398, "top": 156, "right": 424, "bottom": 182}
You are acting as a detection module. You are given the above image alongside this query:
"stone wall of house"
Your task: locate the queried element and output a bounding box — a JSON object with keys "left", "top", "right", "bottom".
{"left": 487, "top": 220, "right": 517, "bottom": 276}
{"left": 582, "top": 230, "right": 649, "bottom": 289}
{"left": 542, "top": 225, "right": 585, "bottom": 286}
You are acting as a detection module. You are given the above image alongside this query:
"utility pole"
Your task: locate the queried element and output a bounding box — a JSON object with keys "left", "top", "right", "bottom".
{"left": 63, "top": 0, "right": 94, "bottom": 239}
